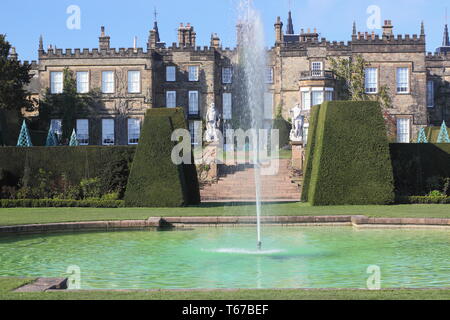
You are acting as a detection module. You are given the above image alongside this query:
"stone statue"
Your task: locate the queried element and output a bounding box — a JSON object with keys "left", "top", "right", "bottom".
{"left": 289, "top": 103, "right": 304, "bottom": 142}
{"left": 205, "top": 103, "right": 220, "bottom": 142}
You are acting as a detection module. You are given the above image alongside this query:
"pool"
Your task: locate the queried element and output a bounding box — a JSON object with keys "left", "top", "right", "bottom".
{"left": 0, "top": 227, "right": 449, "bottom": 289}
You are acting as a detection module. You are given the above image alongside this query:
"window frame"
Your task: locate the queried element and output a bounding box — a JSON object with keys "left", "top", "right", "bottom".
{"left": 222, "top": 93, "right": 232, "bottom": 120}
{"left": 265, "top": 67, "right": 274, "bottom": 84}
{"left": 50, "top": 71, "right": 63, "bottom": 94}
{"left": 166, "top": 90, "right": 177, "bottom": 108}
{"left": 76, "top": 119, "right": 89, "bottom": 146}
{"left": 188, "top": 90, "right": 199, "bottom": 115}
{"left": 189, "top": 120, "right": 201, "bottom": 146}
{"left": 166, "top": 66, "right": 176, "bottom": 82}
{"left": 365, "top": 67, "right": 378, "bottom": 94}
{"left": 127, "top": 118, "right": 141, "bottom": 145}
{"left": 102, "top": 118, "right": 115, "bottom": 146}
{"left": 76, "top": 71, "right": 89, "bottom": 94}
{"left": 311, "top": 61, "right": 323, "bottom": 77}
{"left": 102, "top": 71, "right": 115, "bottom": 94}
{"left": 222, "top": 67, "right": 233, "bottom": 84}
{"left": 127, "top": 70, "right": 141, "bottom": 94}
{"left": 427, "top": 80, "right": 434, "bottom": 108}
{"left": 188, "top": 65, "right": 200, "bottom": 82}
{"left": 396, "top": 118, "right": 410, "bottom": 143}
{"left": 264, "top": 92, "right": 274, "bottom": 120}
{"left": 396, "top": 67, "right": 410, "bottom": 94}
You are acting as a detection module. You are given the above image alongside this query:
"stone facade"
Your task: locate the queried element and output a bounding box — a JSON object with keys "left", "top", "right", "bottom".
{"left": 20, "top": 12, "right": 450, "bottom": 145}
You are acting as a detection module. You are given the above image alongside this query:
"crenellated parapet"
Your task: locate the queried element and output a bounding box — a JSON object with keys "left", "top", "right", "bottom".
{"left": 426, "top": 51, "right": 450, "bottom": 61}
{"left": 39, "top": 47, "right": 150, "bottom": 59}
{"left": 19, "top": 60, "right": 39, "bottom": 69}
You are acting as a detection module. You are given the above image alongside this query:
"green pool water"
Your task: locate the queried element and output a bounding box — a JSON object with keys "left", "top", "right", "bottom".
{"left": 0, "top": 227, "right": 449, "bottom": 289}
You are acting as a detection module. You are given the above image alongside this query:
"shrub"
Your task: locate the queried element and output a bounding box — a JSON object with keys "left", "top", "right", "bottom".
{"left": 124, "top": 108, "right": 200, "bottom": 207}
{"left": 397, "top": 196, "right": 450, "bottom": 204}
{"left": 301, "top": 104, "right": 321, "bottom": 202}
{"left": 272, "top": 115, "right": 292, "bottom": 148}
{"left": 306, "top": 101, "right": 395, "bottom": 205}
{"left": 0, "top": 199, "right": 125, "bottom": 208}
{"left": 0, "top": 146, "right": 136, "bottom": 200}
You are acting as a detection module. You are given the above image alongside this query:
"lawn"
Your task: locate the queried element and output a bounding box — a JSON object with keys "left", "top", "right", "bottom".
{"left": 0, "top": 203, "right": 449, "bottom": 226}
{"left": 1, "top": 278, "right": 449, "bottom": 300}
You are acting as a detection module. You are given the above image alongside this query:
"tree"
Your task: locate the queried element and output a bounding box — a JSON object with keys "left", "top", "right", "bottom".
{"left": 39, "top": 68, "right": 100, "bottom": 143}
{"left": 69, "top": 129, "right": 79, "bottom": 146}
{"left": 437, "top": 121, "right": 450, "bottom": 143}
{"left": 328, "top": 55, "right": 392, "bottom": 108}
{"left": 417, "top": 127, "right": 428, "bottom": 143}
{"left": 0, "top": 35, "right": 33, "bottom": 112}
{"left": 16, "top": 120, "right": 32, "bottom": 147}
{"left": 45, "top": 128, "right": 58, "bottom": 146}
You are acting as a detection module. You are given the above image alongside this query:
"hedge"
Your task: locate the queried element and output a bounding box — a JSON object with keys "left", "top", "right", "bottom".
{"left": 306, "top": 101, "right": 395, "bottom": 205}
{"left": 0, "top": 199, "right": 125, "bottom": 208}
{"left": 300, "top": 104, "right": 321, "bottom": 202}
{"left": 390, "top": 143, "right": 450, "bottom": 196}
{"left": 124, "top": 108, "right": 200, "bottom": 207}
{"left": 0, "top": 146, "right": 136, "bottom": 199}
{"left": 396, "top": 196, "right": 450, "bottom": 205}
{"left": 272, "top": 116, "right": 292, "bottom": 148}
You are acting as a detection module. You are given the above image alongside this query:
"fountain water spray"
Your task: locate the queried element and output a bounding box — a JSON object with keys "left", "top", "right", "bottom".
{"left": 236, "top": 0, "right": 267, "bottom": 250}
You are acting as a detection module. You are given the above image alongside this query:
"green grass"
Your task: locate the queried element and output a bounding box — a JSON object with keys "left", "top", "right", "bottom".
{"left": 0, "top": 278, "right": 450, "bottom": 300}
{"left": 0, "top": 203, "right": 449, "bottom": 226}
{"left": 0, "top": 278, "right": 448, "bottom": 300}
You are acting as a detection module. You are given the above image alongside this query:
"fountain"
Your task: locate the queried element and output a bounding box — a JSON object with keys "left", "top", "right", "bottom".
{"left": 236, "top": 0, "right": 268, "bottom": 250}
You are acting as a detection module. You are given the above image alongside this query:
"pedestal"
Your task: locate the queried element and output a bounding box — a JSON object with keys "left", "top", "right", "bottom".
{"left": 291, "top": 141, "right": 304, "bottom": 171}
{"left": 200, "top": 142, "right": 219, "bottom": 181}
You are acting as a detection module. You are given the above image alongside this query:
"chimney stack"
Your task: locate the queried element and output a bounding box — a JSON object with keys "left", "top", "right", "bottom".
{"left": 274, "top": 17, "right": 284, "bottom": 44}
{"left": 210, "top": 33, "right": 221, "bottom": 49}
{"left": 99, "top": 26, "right": 111, "bottom": 50}
{"left": 177, "top": 23, "right": 196, "bottom": 47}
{"left": 382, "top": 20, "right": 394, "bottom": 37}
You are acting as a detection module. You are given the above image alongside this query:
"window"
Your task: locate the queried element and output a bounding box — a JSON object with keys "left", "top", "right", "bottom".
{"left": 50, "top": 119, "right": 62, "bottom": 140}
{"left": 127, "top": 118, "right": 140, "bottom": 145}
{"left": 102, "top": 119, "right": 115, "bottom": 145}
{"left": 222, "top": 67, "right": 233, "bottom": 84}
{"left": 265, "top": 67, "right": 274, "bottom": 83}
{"left": 166, "top": 66, "right": 176, "bottom": 82}
{"left": 76, "top": 72, "right": 89, "bottom": 94}
{"left": 76, "top": 119, "right": 89, "bottom": 145}
{"left": 166, "top": 91, "right": 177, "bottom": 108}
{"left": 264, "top": 92, "right": 274, "bottom": 120}
{"left": 188, "top": 91, "right": 199, "bottom": 115}
{"left": 128, "top": 71, "right": 140, "bottom": 93}
{"left": 312, "top": 91, "right": 324, "bottom": 106}
{"left": 223, "top": 93, "right": 232, "bottom": 120}
{"left": 303, "top": 124, "right": 310, "bottom": 146}
{"left": 397, "top": 118, "right": 410, "bottom": 143}
{"left": 50, "top": 72, "right": 63, "bottom": 94}
{"left": 325, "top": 89, "right": 333, "bottom": 101}
{"left": 189, "top": 121, "right": 201, "bottom": 145}
{"left": 311, "top": 62, "right": 323, "bottom": 76}
{"left": 302, "top": 91, "right": 311, "bottom": 111}
{"left": 365, "top": 68, "right": 378, "bottom": 93}
{"left": 396, "top": 68, "right": 409, "bottom": 93}
{"left": 102, "top": 71, "right": 115, "bottom": 93}
{"left": 188, "top": 66, "right": 199, "bottom": 81}
{"left": 427, "top": 80, "right": 434, "bottom": 108}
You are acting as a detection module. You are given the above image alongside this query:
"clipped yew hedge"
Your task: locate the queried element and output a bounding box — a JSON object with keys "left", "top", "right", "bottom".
{"left": 300, "top": 104, "right": 321, "bottom": 202}
{"left": 306, "top": 101, "right": 395, "bottom": 205}
{"left": 390, "top": 143, "right": 450, "bottom": 196}
{"left": 124, "top": 108, "right": 200, "bottom": 207}
{"left": 0, "top": 146, "right": 136, "bottom": 192}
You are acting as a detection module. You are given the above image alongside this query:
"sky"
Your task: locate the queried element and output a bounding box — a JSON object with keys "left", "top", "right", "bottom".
{"left": 0, "top": 0, "right": 448, "bottom": 61}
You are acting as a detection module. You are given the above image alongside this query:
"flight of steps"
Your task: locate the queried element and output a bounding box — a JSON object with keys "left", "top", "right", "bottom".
{"left": 200, "top": 159, "right": 301, "bottom": 202}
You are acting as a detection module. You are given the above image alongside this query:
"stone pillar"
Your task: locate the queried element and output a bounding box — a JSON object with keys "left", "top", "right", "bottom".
{"left": 291, "top": 141, "right": 304, "bottom": 171}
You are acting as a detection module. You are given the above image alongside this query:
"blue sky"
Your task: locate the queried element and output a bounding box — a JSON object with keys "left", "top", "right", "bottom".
{"left": 0, "top": 0, "right": 448, "bottom": 61}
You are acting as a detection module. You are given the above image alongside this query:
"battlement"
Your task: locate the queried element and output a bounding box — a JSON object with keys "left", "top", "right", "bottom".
{"left": 352, "top": 32, "right": 425, "bottom": 45}
{"left": 426, "top": 51, "right": 450, "bottom": 61}
{"left": 282, "top": 38, "right": 351, "bottom": 51}
{"left": 19, "top": 60, "right": 39, "bottom": 69}
{"left": 39, "top": 47, "right": 149, "bottom": 59}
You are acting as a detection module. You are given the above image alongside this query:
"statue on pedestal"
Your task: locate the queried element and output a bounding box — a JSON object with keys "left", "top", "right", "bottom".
{"left": 205, "top": 103, "right": 221, "bottom": 143}
{"left": 289, "top": 103, "right": 304, "bottom": 142}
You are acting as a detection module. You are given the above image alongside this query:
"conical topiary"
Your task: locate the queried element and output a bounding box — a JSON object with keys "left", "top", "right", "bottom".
{"left": 45, "top": 128, "right": 57, "bottom": 146}
{"left": 437, "top": 121, "right": 450, "bottom": 143}
{"left": 16, "top": 120, "right": 33, "bottom": 147}
{"left": 69, "top": 129, "right": 79, "bottom": 146}
{"left": 417, "top": 127, "right": 428, "bottom": 143}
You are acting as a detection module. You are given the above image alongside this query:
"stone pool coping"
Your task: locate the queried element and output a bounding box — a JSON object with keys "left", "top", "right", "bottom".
{"left": 0, "top": 216, "right": 449, "bottom": 235}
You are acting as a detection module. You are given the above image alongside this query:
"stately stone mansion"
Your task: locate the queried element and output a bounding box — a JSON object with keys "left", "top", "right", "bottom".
{"left": 18, "top": 12, "right": 450, "bottom": 145}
